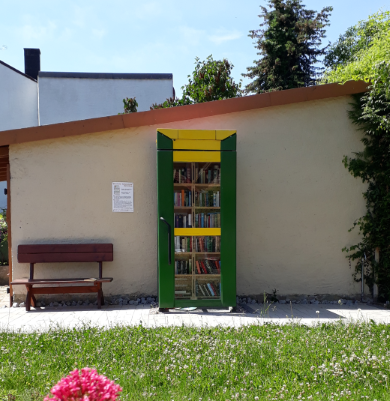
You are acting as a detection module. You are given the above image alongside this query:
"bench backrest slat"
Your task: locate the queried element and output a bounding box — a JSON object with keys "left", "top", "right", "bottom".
{"left": 18, "top": 253, "right": 113, "bottom": 263}
{"left": 18, "top": 244, "right": 113, "bottom": 263}
{"left": 18, "top": 244, "right": 113, "bottom": 254}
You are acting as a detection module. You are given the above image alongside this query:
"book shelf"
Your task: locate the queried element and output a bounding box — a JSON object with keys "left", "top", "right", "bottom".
{"left": 157, "top": 129, "right": 236, "bottom": 309}
{"left": 174, "top": 161, "right": 221, "bottom": 300}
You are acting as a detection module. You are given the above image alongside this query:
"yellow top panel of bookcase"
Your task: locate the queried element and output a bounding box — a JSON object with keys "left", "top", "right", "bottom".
{"left": 173, "top": 139, "right": 220, "bottom": 150}
{"left": 174, "top": 228, "right": 221, "bottom": 236}
{"left": 158, "top": 129, "right": 236, "bottom": 141}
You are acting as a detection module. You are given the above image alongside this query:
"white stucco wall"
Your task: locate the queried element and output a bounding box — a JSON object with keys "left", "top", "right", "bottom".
{"left": 38, "top": 76, "right": 174, "bottom": 125}
{"left": 0, "top": 63, "right": 38, "bottom": 131}
{"left": 10, "top": 96, "right": 367, "bottom": 299}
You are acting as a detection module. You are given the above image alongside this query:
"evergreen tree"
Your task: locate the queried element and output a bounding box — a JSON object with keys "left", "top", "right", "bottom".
{"left": 243, "top": 0, "right": 332, "bottom": 94}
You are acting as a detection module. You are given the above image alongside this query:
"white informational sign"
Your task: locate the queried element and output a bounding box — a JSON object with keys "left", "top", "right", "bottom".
{"left": 112, "top": 182, "right": 134, "bottom": 212}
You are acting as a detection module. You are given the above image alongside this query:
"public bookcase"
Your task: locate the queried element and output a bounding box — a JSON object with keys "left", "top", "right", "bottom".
{"left": 157, "top": 129, "right": 237, "bottom": 310}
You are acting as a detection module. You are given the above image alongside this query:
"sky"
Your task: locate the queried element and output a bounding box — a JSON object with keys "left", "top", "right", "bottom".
{"left": 0, "top": 0, "right": 388, "bottom": 93}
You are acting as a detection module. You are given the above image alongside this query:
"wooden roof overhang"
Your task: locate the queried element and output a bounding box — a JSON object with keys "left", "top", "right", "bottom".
{"left": 0, "top": 81, "right": 369, "bottom": 148}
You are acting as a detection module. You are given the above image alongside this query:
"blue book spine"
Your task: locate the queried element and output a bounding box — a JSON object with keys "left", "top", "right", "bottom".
{"left": 207, "top": 283, "right": 215, "bottom": 296}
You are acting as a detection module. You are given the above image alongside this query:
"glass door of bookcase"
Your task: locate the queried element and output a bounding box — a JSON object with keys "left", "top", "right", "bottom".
{"left": 174, "top": 162, "right": 222, "bottom": 300}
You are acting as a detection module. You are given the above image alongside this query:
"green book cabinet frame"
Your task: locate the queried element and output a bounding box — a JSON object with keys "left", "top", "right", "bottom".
{"left": 157, "top": 129, "right": 237, "bottom": 309}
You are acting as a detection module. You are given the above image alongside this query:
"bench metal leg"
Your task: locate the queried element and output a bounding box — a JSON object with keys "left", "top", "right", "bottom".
{"left": 97, "top": 283, "right": 102, "bottom": 309}
{"left": 26, "top": 285, "right": 32, "bottom": 312}
{"left": 31, "top": 294, "right": 37, "bottom": 307}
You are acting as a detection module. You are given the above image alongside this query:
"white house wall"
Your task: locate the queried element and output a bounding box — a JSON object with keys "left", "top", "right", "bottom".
{"left": 0, "top": 63, "right": 38, "bottom": 131}
{"left": 39, "top": 76, "right": 174, "bottom": 125}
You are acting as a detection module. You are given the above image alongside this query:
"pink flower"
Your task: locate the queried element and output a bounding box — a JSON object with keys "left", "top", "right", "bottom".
{"left": 44, "top": 367, "right": 122, "bottom": 401}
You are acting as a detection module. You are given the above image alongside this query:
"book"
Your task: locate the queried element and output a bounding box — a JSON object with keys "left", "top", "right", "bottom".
{"left": 196, "top": 281, "right": 200, "bottom": 296}
{"left": 204, "top": 260, "right": 212, "bottom": 274}
{"left": 196, "top": 261, "right": 201, "bottom": 274}
{"left": 200, "top": 260, "right": 208, "bottom": 274}
{"left": 210, "top": 282, "right": 219, "bottom": 296}
{"left": 198, "top": 283, "right": 206, "bottom": 296}
{"left": 203, "top": 284, "right": 212, "bottom": 296}
{"left": 207, "top": 283, "right": 215, "bottom": 296}
{"left": 213, "top": 166, "right": 218, "bottom": 184}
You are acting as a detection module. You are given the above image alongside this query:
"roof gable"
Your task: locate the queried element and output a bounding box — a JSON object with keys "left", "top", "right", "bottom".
{"left": 0, "top": 59, "right": 37, "bottom": 82}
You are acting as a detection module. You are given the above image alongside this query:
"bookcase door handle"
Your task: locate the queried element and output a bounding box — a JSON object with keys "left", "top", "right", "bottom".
{"left": 160, "top": 217, "right": 172, "bottom": 265}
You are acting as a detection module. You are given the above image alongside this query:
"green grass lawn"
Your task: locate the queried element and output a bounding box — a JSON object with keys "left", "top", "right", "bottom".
{"left": 0, "top": 321, "right": 389, "bottom": 400}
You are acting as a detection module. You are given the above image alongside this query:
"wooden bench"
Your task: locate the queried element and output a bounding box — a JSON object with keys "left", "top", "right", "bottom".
{"left": 11, "top": 244, "right": 113, "bottom": 311}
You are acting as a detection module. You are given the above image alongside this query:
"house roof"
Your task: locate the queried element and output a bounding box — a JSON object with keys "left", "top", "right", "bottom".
{"left": 0, "top": 80, "right": 368, "bottom": 148}
{"left": 0, "top": 59, "right": 37, "bottom": 82}
{"left": 38, "top": 72, "right": 173, "bottom": 80}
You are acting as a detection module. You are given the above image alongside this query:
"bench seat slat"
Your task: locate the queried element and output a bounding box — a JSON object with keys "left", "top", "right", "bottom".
{"left": 11, "top": 278, "right": 113, "bottom": 285}
{"left": 27, "top": 286, "right": 101, "bottom": 295}
{"left": 18, "top": 253, "right": 113, "bottom": 263}
{"left": 18, "top": 244, "right": 113, "bottom": 254}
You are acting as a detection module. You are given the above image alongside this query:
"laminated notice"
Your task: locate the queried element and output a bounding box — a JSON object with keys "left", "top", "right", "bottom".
{"left": 112, "top": 182, "right": 134, "bottom": 212}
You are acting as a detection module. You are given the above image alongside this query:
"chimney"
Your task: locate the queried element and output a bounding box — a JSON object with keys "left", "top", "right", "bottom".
{"left": 24, "top": 48, "right": 41, "bottom": 80}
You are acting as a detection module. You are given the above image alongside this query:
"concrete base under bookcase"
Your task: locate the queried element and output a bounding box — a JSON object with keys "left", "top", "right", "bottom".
{"left": 174, "top": 299, "right": 232, "bottom": 308}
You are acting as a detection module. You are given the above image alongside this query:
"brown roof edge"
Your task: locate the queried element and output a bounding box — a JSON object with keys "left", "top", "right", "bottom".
{"left": 0, "top": 81, "right": 368, "bottom": 147}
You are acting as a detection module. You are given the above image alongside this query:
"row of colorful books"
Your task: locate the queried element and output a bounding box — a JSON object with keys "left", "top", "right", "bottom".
{"left": 195, "top": 190, "right": 220, "bottom": 207}
{"left": 174, "top": 258, "right": 221, "bottom": 275}
{"left": 193, "top": 236, "right": 220, "bottom": 253}
{"left": 194, "top": 213, "right": 220, "bottom": 228}
{"left": 174, "top": 190, "right": 220, "bottom": 208}
{"left": 174, "top": 167, "right": 191, "bottom": 184}
{"left": 174, "top": 214, "right": 192, "bottom": 228}
{"left": 175, "top": 259, "right": 191, "bottom": 275}
{"left": 174, "top": 277, "right": 192, "bottom": 298}
{"left": 195, "top": 166, "right": 220, "bottom": 184}
{"left": 195, "top": 259, "right": 220, "bottom": 274}
{"left": 196, "top": 280, "right": 220, "bottom": 297}
{"left": 173, "top": 165, "right": 221, "bottom": 184}
{"left": 174, "top": 190, "right": 192, "bottom": 207}
{"left": 175, "top": 236, "right": 221, "bottom": 253}
{"left": 175, "top": 236, "right": 191, "bottom": 252}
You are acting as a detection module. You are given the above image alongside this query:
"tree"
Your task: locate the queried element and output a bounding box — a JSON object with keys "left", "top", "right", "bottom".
{"left": 243, "top": 0, "right": 332, "bottom": 94}
{"left": 182, "top": 56, "right": 242, "bottom": 103}
{"left": 150, "top": 55, "right": 241, "bottom": 110}
{"left": 324, "top": 11, "right": 389, "bottom": 73}
{"left": 322, "top": 11, "right": 390, "bottom": 300}
{"left": 121, "top": 97, "right": 138, "bottom": 114}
